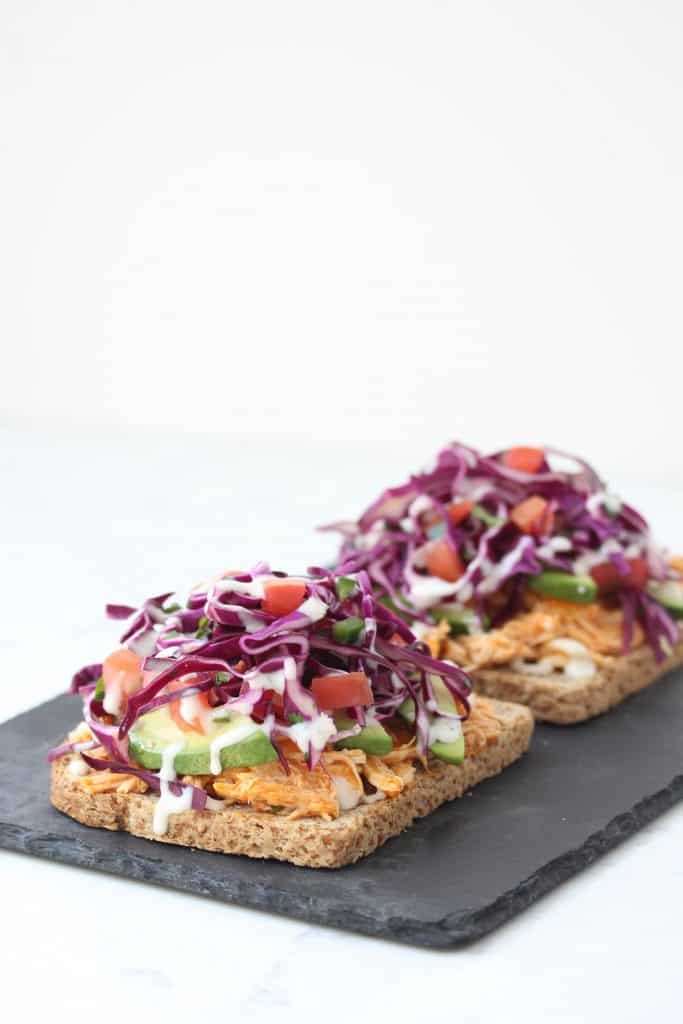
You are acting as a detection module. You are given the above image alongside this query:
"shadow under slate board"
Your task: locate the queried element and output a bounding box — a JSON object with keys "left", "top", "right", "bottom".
{"left": 1, "top": 670, "right": 682, "bottom": 950}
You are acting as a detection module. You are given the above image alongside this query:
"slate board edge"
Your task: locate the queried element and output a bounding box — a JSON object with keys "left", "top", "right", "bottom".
{"left": 2, "top": 773, "right": 682, "bottom": 950}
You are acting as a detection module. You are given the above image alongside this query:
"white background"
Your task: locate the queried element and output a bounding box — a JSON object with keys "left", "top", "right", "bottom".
{"left": 2, "top": 3, "right": 683, "bottom": 1021}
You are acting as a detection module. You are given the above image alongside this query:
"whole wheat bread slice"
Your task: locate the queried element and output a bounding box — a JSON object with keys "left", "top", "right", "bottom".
{"left": 472, "top": 639, "right": 683, "bottom": 725}
{"left": 50, "top": 698, "right": 533, "bottom": 868}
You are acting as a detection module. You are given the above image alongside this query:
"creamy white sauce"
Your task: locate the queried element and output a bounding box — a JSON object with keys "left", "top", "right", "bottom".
{"left": 208, "top": 718, "right": 262, "bottom": 775}
{"left": 298, "top": 595, "right": 328, "bottom": 623}
{"left": 586, "top": 490, "right": 622, "bottom": 517}
{"left": 652, "top": 580, "right": 683, "bottom": 604}
{"left": 410, "top": 621, "right": 431, "bottom": 640}
{"left": 331, "top": 775, "right": 362, "bottom": 811}
{"left": 457, "top": 481, "right": 492, "bottom": 503}
{"left": 354, "top": 520, "right": 387, "bottom": 551}
{"left": 68, "top": 757, "right": 89, "bottom": 777}
{"left": 536, "top": 536, "right": 572, "bottom": 561}
{"left": 407, "top": 573, "right": 461, "bottom": 610}
{"left": 179, "top": 692, "right": 214, "bottom": 731}
{"left": 102, "top": 672, "right": 124, "bottom": 716}
{"left": 478, "top": 537, "right": 532, "bottom": 596}
{"left": 428, "top": 715, "right": 463, "bottom": 746}
{"left": 390, "top": 672, "right": 405, "bottom": 693}
{"left": 233, "top": 605, "right": 266, "bottom": 632}
{"left": 280, "top": 713, "right": 337, "bottom": 754}
{"left": 214, "top": 577, "right": 267, "bottom": 599}
{"left": 408, "top": 495, "right": 435, "bottom": 518}
{"left": 245, "top": 667, "right": 287, "bottom": 694}
{"left": 153, "top": 741, "right": 192, "bottom": 835}
{"left": 511, "top": 637, "right": 596, "bottom": 681}
{"left": 572, "top": 537, "right": 644, "bottom": 577}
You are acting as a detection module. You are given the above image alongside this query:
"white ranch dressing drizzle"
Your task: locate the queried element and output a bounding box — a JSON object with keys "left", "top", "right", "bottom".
{"left": 535, "top": 536, "right": 572, "bottom": 560}
{"left": 102, "top": 672, "right": 125, "bottom": 717}
{"left": 586, "top": 490, "right": 622, "bottom": 518}
{"left": 427, "top": 714, "right": 463, "bottom": 746}
{"left": 354, "top": 520, "right": 387, "bottom": 551}
{"left": 331, "top": 775, "right": 362, "bottom": 811}
{"left": 68, "top": 757, "right": 89, "bottom": 777}
{"left": 406, "top": 573, "right": 461, "bottom": 610}
{"left": 511, "top": 637, "right": 596, "bottom": 681}
{"left": 279, "top": 713, "right": 337, "bottom": 754}
{"left": 153, "top": 741, "right": 193, "bottom": 835}
{"left": 232, "top": 605, "right": 266, "bottom": 632}
{"left": 298, "top": 595, "right": 328, "bottom": 623}
{"left": 245, "top": 666, "right": 287, "bottom": 694}
{"left": 208, "top": 718, "right": 263, "bottom": 775}
{"left": 478, "top": 537, "right": 532, "bottom": 596}
{"left": 214, "top": 577, "right": 268, "bottom": 599}
{"left": 407, "top": 495, "right": 435, "bottom": 518}
{"left": 457, "top": 481, "right": 493, "bottom": 503}
{"left": 179, "top": 692, "right": 214, "bottom": 731}
{"left": 572, "top": 537, "right": 646, "bottom": 577}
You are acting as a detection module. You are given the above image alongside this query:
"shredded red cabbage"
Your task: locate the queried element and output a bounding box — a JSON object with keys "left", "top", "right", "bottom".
{"left": 51, "top": 565, "right": 473, "bottom": 779}
{"left": 325, "top": 441, "right": 680, "bottom": 659}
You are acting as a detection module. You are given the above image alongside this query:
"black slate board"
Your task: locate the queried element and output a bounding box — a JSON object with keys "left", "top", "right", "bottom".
{"left": 2, "top": 672, "right": 683, "bottom": 949}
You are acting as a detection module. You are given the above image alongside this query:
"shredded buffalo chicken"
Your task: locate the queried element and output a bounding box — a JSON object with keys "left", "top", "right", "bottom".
{"left": 63, "top": 699, "right": 502, "bottom": 820}
{"left": 426, "top": 595, "right": 645, "bottom": 674}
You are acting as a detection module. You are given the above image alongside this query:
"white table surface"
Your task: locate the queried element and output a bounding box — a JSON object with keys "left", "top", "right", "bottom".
{"left": 2, "top": 426, "right": 682, "bottom": 1023}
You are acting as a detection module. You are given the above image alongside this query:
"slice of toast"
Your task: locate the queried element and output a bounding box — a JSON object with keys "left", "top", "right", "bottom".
{"left": 50, "top": 698, "right": 533, "bottom": 868}
{"left": 472, "top": 639, "right": 683, "bottom": 725}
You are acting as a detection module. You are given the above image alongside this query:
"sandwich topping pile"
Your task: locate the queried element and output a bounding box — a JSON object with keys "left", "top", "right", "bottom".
{"left": 328, "top": 444, "right": 683, "bottom": 683}
{"left": 51, "top": 564, "right": 503, "bottom": 833}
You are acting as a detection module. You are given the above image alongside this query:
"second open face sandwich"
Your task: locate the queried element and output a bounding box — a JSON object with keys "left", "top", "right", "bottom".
{"left": 328, "top": 444, "right": 683, "bottom": 724}
{"left": 49, "top": 564, "right": 533, "bottom": 867}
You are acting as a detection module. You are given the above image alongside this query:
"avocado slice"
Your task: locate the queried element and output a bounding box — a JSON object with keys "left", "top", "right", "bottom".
{"left": 333, "top": 713, "right": 393, "bottom": 756}
{"left": 429, "top": 733, "right": 465, "bottom": 765}
{"left": 397, "top": 677, "right": 465, "bottom": 765}
{"left": 648, "top": 580, "right": 683, "bottom": 620}
{"left": 129, "top": 706, "right": 277, "bottom": 775}
{"left": 527, "top": 571, "right": 598, "bottom": 604}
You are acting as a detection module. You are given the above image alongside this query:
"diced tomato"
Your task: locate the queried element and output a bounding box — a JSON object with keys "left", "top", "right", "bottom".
{"left": 448, "top": 500, "right": 475, "bottom": 527}
{"left": 102, "top": 648, "right": 143, "bottom": 709}
{"left": 250, "top": 688, "right": 284, "bottom": 724}
{"left": 502, "top": 447, "right": 545, "bottom": 474}
{"left": 590, "top": 556, "right": 649, "bottom": 593}
{"left": 265, "top": 689, "right": 285, "bottom": 714}
{"left": 311, "top": 672, "right": 373, "bottom": 711}
{"left": 424, "top": 537, "right": 465, "bottom": 583}
{"left": 168, "top": 676, "right": 212, "bottom": 733}
{"left": 262, "top": 579, "right": 307, "bottom": 617}
{"left": 510, "top": 496, "right": 554, "bottom": 536}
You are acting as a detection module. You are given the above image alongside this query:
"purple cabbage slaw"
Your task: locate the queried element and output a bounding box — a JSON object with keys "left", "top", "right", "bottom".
{"left": 52, "top": 565, "right": 473, "bottom": 788}
{"left": 324, "top": 442, "right": 680, "bottom": 662}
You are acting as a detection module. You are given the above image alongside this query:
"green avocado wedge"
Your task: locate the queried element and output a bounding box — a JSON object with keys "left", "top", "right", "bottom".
{"left": 527, "top": 571, "right": 598, "bottom": 604}
{"left": 128, "top": 706, "right": 277, "bottom": 775}
{"left": 333, "top": 713, "right": 393, "bottom": 756}
{"left": 429, "top": 733, "right": 465, "bottom": 765}
{"left": 397, "top": 677, "right": 465, "bottom": 765}
{"left": 648, "top": 580, "right": 683, "bottom": 620}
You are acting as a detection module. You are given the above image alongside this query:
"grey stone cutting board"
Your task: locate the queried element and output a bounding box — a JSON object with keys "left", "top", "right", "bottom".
{"left": 1, "top": 673, "right": 682, "bottom": 949}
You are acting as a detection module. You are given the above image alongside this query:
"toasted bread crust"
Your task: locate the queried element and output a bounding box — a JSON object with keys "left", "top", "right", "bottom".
{"left": 472, "top": 639, "right": 683, "bottom": 724}
{"left": 50, "top": 699, "right": 533, "bottom": 868}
